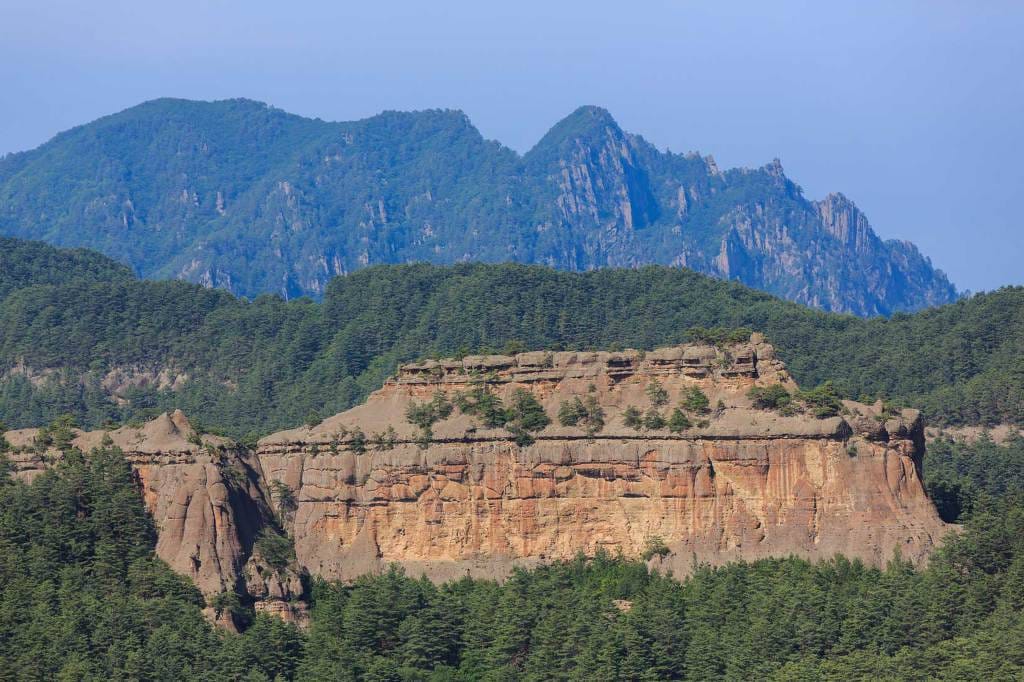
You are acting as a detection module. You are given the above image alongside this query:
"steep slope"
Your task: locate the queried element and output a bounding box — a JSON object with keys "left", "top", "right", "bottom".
{"left": 0, "top": 99, "right": 957, "bottom": 314}
{"left": 256, "top": 339, "right": 948, "bottom": 580}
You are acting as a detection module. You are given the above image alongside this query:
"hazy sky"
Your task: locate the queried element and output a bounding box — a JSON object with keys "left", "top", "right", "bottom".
{"left": 1, "top": 0, "right": 1021, "bottom": 293}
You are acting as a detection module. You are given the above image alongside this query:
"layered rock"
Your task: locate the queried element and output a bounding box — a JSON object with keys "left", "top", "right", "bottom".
{"left": 4, "top": 410, "right": 305, "bottom": 627}
{"left": 3, "top": 339, "right": 951, "bottom": 619}
{"left": 256, "top": 338, "right": 949, "bottom": 581}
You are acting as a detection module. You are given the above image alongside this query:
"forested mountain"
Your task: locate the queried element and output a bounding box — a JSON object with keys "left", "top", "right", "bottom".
{"left": 0, "top": 98, "right": 958, "bottom": 315}
{"left": 0, "top": 239, "right": 1017, "bottom": 440}
{"left": 0, "top": 236, "right": 132, "bottom": 299}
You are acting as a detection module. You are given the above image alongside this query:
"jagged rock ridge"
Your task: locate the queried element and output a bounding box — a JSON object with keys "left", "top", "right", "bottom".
{"left": 0, "top": 99, "right": 957, "bottom": 315}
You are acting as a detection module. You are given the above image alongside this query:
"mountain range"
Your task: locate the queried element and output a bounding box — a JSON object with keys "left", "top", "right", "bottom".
{"left": 0, "top": 98, "right": 958, "bottom": 315}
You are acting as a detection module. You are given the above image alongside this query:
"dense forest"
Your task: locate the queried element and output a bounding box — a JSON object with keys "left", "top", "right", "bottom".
{"left": 0, "top": 98, "right": 956, "bottom": 314}
{"left": 0, "top": 241, "right": 1020, "bottom": 440}
{"left": 1, "top": 435, "right": 1022, "bottom": 680}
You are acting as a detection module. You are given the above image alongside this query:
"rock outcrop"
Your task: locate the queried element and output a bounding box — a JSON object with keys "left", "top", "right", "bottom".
{"left": 3, "top": 338, "right": 951, "bottom": 620}
{"left": 4, "top": 410, "right": 306, "bottom": 628}
{"left": 256, "top": 338, "right": 949, "bottom": 581}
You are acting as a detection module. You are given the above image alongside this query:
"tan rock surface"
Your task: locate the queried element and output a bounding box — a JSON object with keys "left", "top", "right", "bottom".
{"left": 256, "top": 341, "right": 949, "bottom": 581}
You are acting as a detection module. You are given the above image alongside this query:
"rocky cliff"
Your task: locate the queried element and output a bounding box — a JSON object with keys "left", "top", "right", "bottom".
{"left": 4, "top": 410, "right": 306, "bottom": 629}
{"left": 257, "top": 337, "right": 948, "bottom": 581}
{"left": 3, "top": 338, "right": 950, "bottom": 619}
{"left": 0, "top": 98, "right": 957, "bottom": 314}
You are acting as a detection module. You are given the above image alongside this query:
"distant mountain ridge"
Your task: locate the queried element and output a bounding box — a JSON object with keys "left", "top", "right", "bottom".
{"left": 0, "top": 98, "right": 958, "bottom": 315}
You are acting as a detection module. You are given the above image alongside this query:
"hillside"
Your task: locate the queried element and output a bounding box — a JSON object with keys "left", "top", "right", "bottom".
{"left": 0, "top": 240, "right": 1017, "bottom": 439}
{"left": 0, "top": 98, "right": 958, "bottom": 315}
{"left": 0, "top": 236, "right": 132, "bottom": 299}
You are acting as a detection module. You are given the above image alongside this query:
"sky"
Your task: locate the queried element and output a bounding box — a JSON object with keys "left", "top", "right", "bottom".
{"left": 1, "top": 0, "right": 1021, "bottom": 293}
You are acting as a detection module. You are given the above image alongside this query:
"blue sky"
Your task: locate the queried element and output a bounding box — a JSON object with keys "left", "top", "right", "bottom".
{"left": 1, "top": 0, "right": 1021, "bottom": 292}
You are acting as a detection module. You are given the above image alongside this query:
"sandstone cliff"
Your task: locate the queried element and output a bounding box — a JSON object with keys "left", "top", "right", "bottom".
{"left": 3, "top": 338, "right": 950, "bottom": 619}
{"left": 4, "top": 410, "right": 306, "bottom": 628}
{"left": 257, "top": 338, "right": 948, "bottom": 581}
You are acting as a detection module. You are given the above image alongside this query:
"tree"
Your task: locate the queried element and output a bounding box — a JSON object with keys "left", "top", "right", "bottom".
{"left": 645, "top": 380, "right": 668, "bottom": 407}
{"left": 667, "top": 408, "right": 691, "bottom": 433}
{"left": 623, "top": 406, "right": 643, "bottom": 430}
{"left": 748, "top": 384, "right": 792, "bottom": 410}
{"left": 681, "top": 387, "right": 710, "bottom": 414}
{"left": 506, "top": 389, "right": 551, "bottom": 447}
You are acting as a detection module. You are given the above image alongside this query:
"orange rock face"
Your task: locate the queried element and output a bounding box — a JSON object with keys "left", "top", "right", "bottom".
{"left": 5, "top": 340, "right": 950, "bottom": 615}
{"left": 257, "top": 341, "right": 950, "bottom": 581}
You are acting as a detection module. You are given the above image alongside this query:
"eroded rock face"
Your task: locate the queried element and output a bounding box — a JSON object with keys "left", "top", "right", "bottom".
{"left": 3, "top": 340, "right": 951, "bottom": 619}
{"left": 4, "top": 410, "right": 299, "bottom": 624}
{"left": 256, "top": 341, "right": 949, "bottom": 581}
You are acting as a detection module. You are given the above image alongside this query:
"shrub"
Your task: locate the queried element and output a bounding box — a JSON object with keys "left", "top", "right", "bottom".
{"left": 643, "top": 409, "right": 666, "bottom": 430}
{"left": 667, "top": 408, "right": 691, "bottom": 433}
{"left": 372, "top": 425, "right": 398, "bottom": 451}
{"left": 748, "top": 384, "right": 792, "bottom": 411}
{"left": 645, "top": 380, "right": 669, "bottom": 407}
{"left": 349, "top": 427, "right": 367, "bottom": 454}
{"left": 255, "top": 530, "right": 295, "bottom": 571}
{"left": 641, "top": 536, "right": 671, "bottom": 560}
{"left": 623, "top": 406, "right": 643, "bottom": 430}
{"left": 506, "top": 388, "right": 551, "bottom": 447}
{"left": 797, "top": 381, "right": 843, "bottom": 419}
{"left": 271, "top": 480, "right": 297, "bottom": 520}
{"left": 582, "top": 395, "right": 606, "bottom": 436}
{"left": 405, "top": 391, "right": 453, "bottom": 429}
{"left": 558, "top": 397, "right": 587, "bottom": 427}
{"left": 455, "top": 383, "right": 508, "bottom": 428}
{"left": 681, "top": 387, "right": 710, "bottom": 414}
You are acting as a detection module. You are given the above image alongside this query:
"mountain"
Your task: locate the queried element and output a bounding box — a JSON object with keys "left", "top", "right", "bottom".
{"left": 0, "top": 98, "right": 958, "bottom": 315}
{"left": 0, "top": 239, "right": 1018, "bottom": 439}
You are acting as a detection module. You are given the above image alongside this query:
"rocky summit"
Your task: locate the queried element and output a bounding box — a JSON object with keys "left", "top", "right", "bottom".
{"left": 6, "top": 335, "right": 950, "bottom": 625}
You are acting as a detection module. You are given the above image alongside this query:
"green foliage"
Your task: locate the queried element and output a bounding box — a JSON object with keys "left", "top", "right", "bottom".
{"left": 0, "top": 245, "right": 1019, "bottom": 438}
{"left": 643, "top": 408, "right": 666, "bottom": 430}
{"left": 349, "top": 427, "right": 367, "bottom": 455}
{"left": 405, "top": 391, "right": 453, "bottom": 430}
{"left": 372, "top": 425, "right": 398, "bottom": 451}
{"left": 748, "top": 384, "right": 792, "bottom": 410}
{"left": 623, "top": 406, "right": 643, "bottom": 430}
{"left": 641, "top": 536, "right": 671, "bottom": 560}
{"left": 505, "top": 388, "right": 551, "bottom": 447}
{"left": 255, "top": 529, "right": 296, "bottom": 572}
{"left": 681, "top": 386, "right": 710, "bottom": 414}
{"left": 558, "top": 395, "right": 605, "bottom": 436}
{"left": 685, "top": 326, "right": 753, "bottom": 345}
{"left": 0, "top": 100, "right": 956, "bottom": 317}
{"left": 645, "top": 379, "right": 668, "bottom": 407}
{"left": 271, "top": 480, "right": 298, "bottom": 521}
{"left": 0, "top": 443, "right": 301, "bottom": 680}
{"left": 667, "top": 408, "right": 692, "bottom": 433}
{"left": 797, "top": 381, "right": 843, "bottom": 419}
{"left": 558, "top": 397, "right": 587, "bottom": 426}
{"left": 924, "top": 432, "right": 1024, "bottom": 522}
{"left": 454, "top": 383, "right": 508, "bottom": 428}
{"left": 5, "top": 437, "right": 1024, "bottom": 680}
{"left": 406, "top": 391, "right": 453, "bottom": 445}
